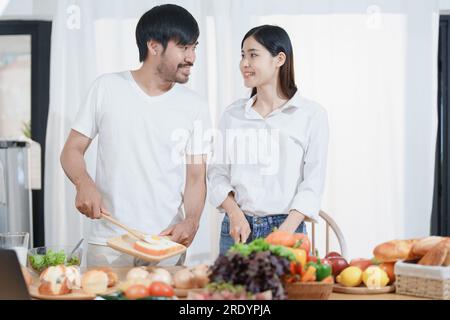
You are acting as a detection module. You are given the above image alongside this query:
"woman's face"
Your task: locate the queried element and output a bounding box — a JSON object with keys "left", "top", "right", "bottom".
{"left": 240, "top": 36, "right": 281, "bottom": 89}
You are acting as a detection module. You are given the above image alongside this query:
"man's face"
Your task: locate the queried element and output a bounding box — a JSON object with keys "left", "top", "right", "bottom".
{"left": 157, "top": 40, "right": 198, "bottom": 84}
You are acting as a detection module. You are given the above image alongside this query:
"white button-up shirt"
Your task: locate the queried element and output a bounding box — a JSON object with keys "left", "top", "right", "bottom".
{"left": 207, "top": 91, "right": 329, "bottom": 222}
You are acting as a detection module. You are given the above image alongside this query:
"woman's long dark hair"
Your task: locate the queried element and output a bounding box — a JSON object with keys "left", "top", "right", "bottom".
{"left": 241, "top": 25, "right": 297, "bottom": 99}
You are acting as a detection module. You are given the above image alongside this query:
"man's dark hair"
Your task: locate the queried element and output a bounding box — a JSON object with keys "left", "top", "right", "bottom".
{"left": 136, "top": 4, "right": 199, "bottom": 62}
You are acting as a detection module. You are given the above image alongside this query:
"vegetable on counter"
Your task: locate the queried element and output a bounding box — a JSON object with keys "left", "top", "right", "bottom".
{"left": 306, "top": 257, "right": 332, "bottom": 281}
{"left": 29, "top": 249, "right": 80, "bottom": 272}
{"left": 209, "top": 248, "right": 290, "bottom": 300}
{"left": 229, "top": 238, "right": 296, "bottom": 262}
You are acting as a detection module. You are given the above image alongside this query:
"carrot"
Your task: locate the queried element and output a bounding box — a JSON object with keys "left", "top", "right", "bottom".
{"left": 300, "top": 266, "right": 316, "bottom": 282}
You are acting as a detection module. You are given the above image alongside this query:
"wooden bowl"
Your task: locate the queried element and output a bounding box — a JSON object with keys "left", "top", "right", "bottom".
{"left": 285, "top": 282, "right": 334, "bottom": 300}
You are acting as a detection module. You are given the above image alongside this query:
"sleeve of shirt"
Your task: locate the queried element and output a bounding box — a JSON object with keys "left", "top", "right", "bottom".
{"left": 71, "top": 76, "right": 104, "bottom": 139}
{"left": 290, "top": 107, "right": 329, "bottom": 223}
{"left": 186, "top": 100, "right": 213, "bottom": 156}
{"left": 207, "top": 113, "right": 234, "bottom": 212}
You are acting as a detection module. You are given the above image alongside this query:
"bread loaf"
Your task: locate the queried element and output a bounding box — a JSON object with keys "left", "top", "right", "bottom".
{"left": 373, "top": 239, "right": 421, "bottom": 262}
{"left": 443, "top": 240, "right": 450, "bottom": 266}
{"left": 411, "top": 236, "right": 445, "bottom": 257}
{"left": 418, "top": 239, "right": 450, "bottom": 266}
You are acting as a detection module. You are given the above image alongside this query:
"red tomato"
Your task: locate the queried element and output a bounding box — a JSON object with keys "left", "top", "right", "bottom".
{"left": 124, "top": 284, "right": 149, "bottom": 300}
{"left": 148, "top": 281, "right": 174, "bottom": 297}
{"left": 293, "top": 233, "right": 311, "bottom": 253}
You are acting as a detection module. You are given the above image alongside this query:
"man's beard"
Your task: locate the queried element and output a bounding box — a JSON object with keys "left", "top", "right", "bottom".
{"left": 157, "top": 60, "right": 193, "bottom": 84}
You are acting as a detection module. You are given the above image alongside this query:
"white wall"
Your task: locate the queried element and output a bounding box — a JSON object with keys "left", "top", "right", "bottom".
{"left": 0, "top": 0, "right": 56, "bottom": 19}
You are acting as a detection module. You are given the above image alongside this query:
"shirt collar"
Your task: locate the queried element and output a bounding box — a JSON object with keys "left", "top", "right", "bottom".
{"left": 244, "top": 91, "right": 303, "bottom": 119}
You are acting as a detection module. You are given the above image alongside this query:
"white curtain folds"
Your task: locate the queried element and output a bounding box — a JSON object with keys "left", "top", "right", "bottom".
{"left": 45, "top": 0, "right": 440, "bottom": 263}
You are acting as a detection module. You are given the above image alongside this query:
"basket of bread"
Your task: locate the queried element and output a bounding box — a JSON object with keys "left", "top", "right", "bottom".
{"left": 373, "top": 236, "right": 450, "bottom": 300}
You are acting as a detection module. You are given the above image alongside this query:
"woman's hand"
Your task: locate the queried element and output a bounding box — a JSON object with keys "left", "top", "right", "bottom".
{"left": 278, "top": 210, "right": 306, "bottom": 233}
{"left": 227, "top": 209, "right": 251, "bottom": 244}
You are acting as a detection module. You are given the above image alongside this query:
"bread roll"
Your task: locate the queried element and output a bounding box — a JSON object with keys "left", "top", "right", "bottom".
{"left": 81, "top": 270, "right": 109, "bottom": 294}
{"left": 65, "top": 266, "right": 81, "bottom": 289}
{"left": 126, "top": 267, "right": 150, "bottom": 281}
{"left": 39, "top": 265, "right": 71, "bottom": 295}
{"left": 93, "top": 267, "right": 118, "bottom": 287}
{"left": 418, "top": 239, "right": 450, "bottom": 266}
{"left": 373, "top": 239, "right": 421, "bottom": 262}
{"left": 412, "top": 236, "right": 445, "bottom": 257}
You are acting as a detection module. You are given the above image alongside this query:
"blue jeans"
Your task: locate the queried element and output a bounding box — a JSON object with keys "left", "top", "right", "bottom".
{"left": 219, "top": 214, "right": 307, "bottom": 256}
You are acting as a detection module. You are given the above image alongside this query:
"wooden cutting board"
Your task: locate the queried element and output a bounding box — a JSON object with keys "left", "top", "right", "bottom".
{"left": 29, "top": 285, "right": 97, "bottom": 300}
{"left": 107, "top": 234, "right": 187, "bottom": 263}
{"left": 333, "top": 283, "right": 396, "bottom": 294}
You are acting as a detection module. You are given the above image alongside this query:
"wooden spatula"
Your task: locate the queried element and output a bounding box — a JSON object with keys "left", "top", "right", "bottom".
{"left": 101, "top": 213, "right": 154, "bottom": 243}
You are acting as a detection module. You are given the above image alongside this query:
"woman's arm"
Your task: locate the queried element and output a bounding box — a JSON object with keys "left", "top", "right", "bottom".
{"left": 279, "top": 108, "right": 330, "bottom": 232}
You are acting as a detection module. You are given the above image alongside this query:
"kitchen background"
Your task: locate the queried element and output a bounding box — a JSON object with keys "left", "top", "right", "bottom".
{"left": 0, "top": 0, "right": 449, "bottom": 265}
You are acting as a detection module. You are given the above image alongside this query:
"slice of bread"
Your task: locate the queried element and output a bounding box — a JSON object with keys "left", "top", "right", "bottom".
{"left": 133, "top": 237, "right": 184, "bottom": 256}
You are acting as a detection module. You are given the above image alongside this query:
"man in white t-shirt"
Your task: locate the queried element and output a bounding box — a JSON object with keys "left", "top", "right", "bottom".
{"left": 60, "top": 5, "right": 212, "bottom": 267}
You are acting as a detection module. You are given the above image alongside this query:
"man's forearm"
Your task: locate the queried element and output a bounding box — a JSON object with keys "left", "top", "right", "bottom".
{"left": 183, "top": 176, "right": 206, "bottom": 223}
{"left": 60, "top": 148, "right": 94, "bottom": 188}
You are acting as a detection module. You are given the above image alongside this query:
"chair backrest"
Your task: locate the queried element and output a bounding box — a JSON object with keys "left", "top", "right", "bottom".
{"left": 310, "top": 210, "right": 348, "bottom": 259}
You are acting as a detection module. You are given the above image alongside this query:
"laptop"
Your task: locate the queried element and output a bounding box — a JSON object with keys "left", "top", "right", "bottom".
{"left": 0, "top": 249, "right": 31, "bottom": 300}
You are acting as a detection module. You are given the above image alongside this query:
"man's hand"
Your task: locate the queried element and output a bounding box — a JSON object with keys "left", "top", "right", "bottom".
{"left": 75, "top": 179, "right": 107, "bottom": 219}
{"left": 159, "top": 217, "right": 199, "bottom": 247}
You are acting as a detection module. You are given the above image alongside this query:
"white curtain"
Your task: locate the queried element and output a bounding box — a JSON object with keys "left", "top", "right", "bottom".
{"left": 45, "top": 0, "right": 440, "bottom": 263}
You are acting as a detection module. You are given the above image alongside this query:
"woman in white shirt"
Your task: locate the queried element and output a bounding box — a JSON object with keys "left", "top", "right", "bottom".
{"left": 208, "top": 25, "right": 329, "bottom": 255}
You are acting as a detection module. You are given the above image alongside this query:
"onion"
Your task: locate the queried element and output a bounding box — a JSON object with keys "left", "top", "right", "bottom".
{"left": 126, "top": 267, "right": 149, "bottom": 281}
{"left": 148, "top": 268, "right": 172, "bottom": 285}
{"left": 173, "top": 268, "right": 197, "bottom": 289}
{"left": 191, "top": 264, "right": 210, "bottom": 288}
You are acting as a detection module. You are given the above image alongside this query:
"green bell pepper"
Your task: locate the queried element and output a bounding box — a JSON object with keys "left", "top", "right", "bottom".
{"left": 306, "top": 257, "right": 332, "bottom": 281}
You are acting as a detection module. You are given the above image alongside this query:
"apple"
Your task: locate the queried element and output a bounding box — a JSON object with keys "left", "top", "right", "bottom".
{"left": 325, "top": 251, "right": 342, "bottom": 259}
{"left": 326, "top": 256, "right": 349, "bottom": 277}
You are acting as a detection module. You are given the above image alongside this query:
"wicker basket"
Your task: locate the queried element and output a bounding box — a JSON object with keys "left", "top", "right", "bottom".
{"left": 285, "top": 282, "right": 334, "bottom": 300}
{"left": 395, "top": 261, "right": 450, "bottom": 300}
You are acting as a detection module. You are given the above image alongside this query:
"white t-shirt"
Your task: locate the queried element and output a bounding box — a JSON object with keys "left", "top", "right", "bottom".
{"left": 72, "top": 71, "right": 212, "bottom": 245}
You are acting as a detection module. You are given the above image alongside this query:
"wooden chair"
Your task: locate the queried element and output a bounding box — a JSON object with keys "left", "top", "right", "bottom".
{"left": 310, "top": 210, "right": 348, "bottom": 259}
